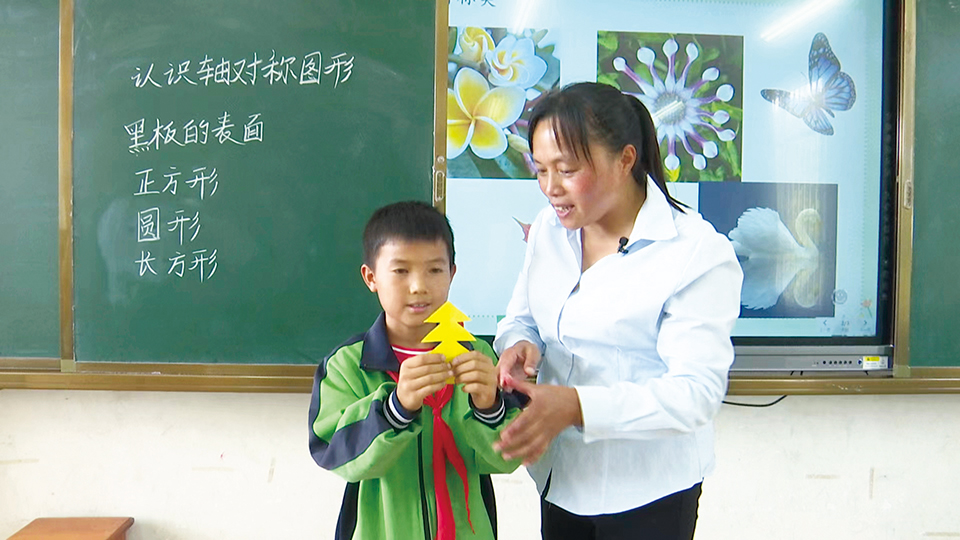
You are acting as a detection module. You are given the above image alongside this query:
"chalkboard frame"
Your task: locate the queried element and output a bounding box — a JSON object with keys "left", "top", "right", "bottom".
{"left": 1, "top": 0, "right": 959, "bottom": 394}
{"left": 1, "top": 0, "right": 447, "bottom": 392}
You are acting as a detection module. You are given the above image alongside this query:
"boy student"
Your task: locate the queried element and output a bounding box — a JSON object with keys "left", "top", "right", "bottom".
{"left": 309, "top": 201, "right": 520, "bottom": 540}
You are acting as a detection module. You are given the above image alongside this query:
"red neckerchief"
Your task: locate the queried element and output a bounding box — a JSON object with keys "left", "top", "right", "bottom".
{"left": 390, "top": 345, "right": 473, "bottom": 540}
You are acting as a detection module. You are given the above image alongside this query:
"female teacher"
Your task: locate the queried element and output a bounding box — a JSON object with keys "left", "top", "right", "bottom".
{"left": 493, "top": 82, "right": 743, "bottom": 540}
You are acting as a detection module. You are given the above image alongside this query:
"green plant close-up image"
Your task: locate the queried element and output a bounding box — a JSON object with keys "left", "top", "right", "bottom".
{"left": 599, "top": 31, "right": 743, "bottom": 183}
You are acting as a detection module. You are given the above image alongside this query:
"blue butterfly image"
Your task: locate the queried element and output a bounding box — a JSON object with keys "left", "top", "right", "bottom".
{"left": 761, "top": 33, "right": 856, "bottom": 136}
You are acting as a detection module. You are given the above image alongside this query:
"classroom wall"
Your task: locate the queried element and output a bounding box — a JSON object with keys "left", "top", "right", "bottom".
{"left": 1, "top": 389, "right": 958, "bottom": 539}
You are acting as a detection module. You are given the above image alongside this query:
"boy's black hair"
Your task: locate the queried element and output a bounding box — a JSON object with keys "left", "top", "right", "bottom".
{"left": 362, "top": 200, "right": 455, "bottom": 268}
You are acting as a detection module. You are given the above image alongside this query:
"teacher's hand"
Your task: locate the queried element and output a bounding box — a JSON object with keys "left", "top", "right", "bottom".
{"left": 497, "top": 340, "right": 541, "bottom": 388}
{"left": 493, "top": 378, "right": 582, "bottom": 466}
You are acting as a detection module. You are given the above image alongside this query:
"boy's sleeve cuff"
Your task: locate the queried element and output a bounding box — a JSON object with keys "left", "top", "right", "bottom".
{"left": 470, "top": 392, "right": 506, "bottom": 426}
{"left": 385, "top": 390, "right": 419, "bottom": 430}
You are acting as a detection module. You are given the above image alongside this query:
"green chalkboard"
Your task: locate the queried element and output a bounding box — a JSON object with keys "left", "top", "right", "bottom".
{"left": 72, "top": 0, "right": 434, "bottom": 363}
{"left": 910, "top": 1, "right": 960, "bottom": 367}
{"left": 0, "top": 0, "right": 61, "bottom": 359}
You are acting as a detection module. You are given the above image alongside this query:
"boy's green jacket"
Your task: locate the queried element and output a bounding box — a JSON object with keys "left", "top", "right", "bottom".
{"left": 309, "top": 313, "right": 521, "bottom": 540}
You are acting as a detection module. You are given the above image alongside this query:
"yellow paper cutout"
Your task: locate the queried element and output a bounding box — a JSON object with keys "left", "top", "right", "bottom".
{"left": 430, "top": 340, "right": 469, "bottom": 360}
{"left": 424, "top": 301, "right": 473, "bottom": 325}
{"left": 423, "top": 322, "right": 474, "bottom": 344}
{"left": 421, "top": 301, "right": 475, "bottom": 384}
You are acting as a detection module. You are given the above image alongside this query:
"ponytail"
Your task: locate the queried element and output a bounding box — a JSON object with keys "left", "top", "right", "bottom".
{"left": 624, "top": 94, "right": 686, "bottom": 212}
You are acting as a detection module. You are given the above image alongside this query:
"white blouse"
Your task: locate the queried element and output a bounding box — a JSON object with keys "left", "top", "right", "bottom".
{"left": 494, "top": 176, "right": 743, "bottom": 515}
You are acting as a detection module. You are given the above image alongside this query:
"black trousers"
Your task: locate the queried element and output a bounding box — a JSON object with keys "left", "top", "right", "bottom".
{"left": 540, "top": 483, "right": 702, "bottom": 540}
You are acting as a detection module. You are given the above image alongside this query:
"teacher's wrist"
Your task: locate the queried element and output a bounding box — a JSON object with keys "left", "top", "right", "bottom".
{"left": 564, "top": 386, "right": 584, "bottom": 428}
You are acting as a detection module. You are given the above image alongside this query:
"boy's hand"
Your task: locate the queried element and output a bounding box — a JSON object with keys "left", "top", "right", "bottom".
{"left": 396, "top": 353, "right": 453, "bottom": 411}
{"left": 451, "top": 351, "right": 498, "bottom": 410}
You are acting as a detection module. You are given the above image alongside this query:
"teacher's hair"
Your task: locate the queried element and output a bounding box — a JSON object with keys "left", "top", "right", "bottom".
{"left": 527, "top": 82, "right": 686, "bottom": 212}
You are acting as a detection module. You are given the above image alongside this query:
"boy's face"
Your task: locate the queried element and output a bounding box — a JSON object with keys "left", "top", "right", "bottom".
{"left": 360, "top": 238, "right": 456, "bottom": 348}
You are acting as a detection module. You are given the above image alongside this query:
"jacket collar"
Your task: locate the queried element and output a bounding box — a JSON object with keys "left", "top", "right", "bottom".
{"left": 359, "top": 313, "right": 400, "bottom": 373}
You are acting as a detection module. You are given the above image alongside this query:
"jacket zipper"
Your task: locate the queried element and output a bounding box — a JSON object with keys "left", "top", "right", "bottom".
{"left": 418, "top": 434, "right": 432, "bottom": 540}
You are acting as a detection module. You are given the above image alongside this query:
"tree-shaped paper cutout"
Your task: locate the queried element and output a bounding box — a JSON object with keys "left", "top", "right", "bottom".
{"left": 422, "top": 301, "right": 475, "bottom": 384}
